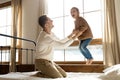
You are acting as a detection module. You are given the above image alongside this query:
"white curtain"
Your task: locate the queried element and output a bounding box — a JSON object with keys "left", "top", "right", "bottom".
{"left": 37, "top": 0, "right": 48, "bottom": 32}
{"left": 103, "top": 0, "right": 120, "bottom": 67}
{"left": 10, "top": 0, "right": 22, "bottom": 72}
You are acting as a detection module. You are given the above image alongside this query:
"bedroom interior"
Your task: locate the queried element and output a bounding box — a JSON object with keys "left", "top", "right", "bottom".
{"left": 0, "top": 0, "right": 120, "bottom": 80}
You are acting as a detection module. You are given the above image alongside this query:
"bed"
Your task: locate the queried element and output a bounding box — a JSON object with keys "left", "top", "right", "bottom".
{"left": 1, "top": 64, "right": 120, "bottom": 80}
{"left": 1, "top": 34, "right": 120, "bottom": 80}
{"left": 0, "top": 72, "right": 104, "bottom": 80}
{"left": 0, "top": 70, "right": 120, "bottom": 80}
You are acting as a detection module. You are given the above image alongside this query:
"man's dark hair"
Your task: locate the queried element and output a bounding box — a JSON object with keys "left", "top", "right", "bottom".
{"left": 38, "top": 15, "right": 48, "bottom": 28}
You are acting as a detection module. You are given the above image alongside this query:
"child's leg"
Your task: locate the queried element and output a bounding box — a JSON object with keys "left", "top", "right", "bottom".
{"left": 79, "top": 38, "right": 93, "bottom": 64}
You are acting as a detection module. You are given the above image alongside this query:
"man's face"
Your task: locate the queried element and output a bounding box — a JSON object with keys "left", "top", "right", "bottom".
{"left": 46, "top": 17, "right": 54, "bottom": 29}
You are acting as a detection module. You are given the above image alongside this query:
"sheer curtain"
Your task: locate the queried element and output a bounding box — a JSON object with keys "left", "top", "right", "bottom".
{"left": 10, "top": 0, "right": 22, "bottom": 72}
{"left": 103, "top": 0, "right": 120, "bottom": 67}
{"left": 37, "top": 0, "right": 48, "bottom": 31}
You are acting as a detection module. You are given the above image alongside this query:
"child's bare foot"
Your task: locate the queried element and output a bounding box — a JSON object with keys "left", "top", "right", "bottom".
{"left": 89, "top": 59, "right": 93, "bottom": 64}
{"left": 86, "top": 60, "right": 89, "bottom": 64}
{"left": 86, "top": 59, "right": 93, "bottom": 65}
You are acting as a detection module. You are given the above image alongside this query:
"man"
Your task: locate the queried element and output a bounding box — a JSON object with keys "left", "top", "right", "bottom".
{"left": 35, "top": 15, "right": 76, "bottom": 78}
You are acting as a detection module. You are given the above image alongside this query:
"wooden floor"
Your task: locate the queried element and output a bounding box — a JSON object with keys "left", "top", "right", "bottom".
{"left": 0, "top": 63, "right": 104, "bottom": 74}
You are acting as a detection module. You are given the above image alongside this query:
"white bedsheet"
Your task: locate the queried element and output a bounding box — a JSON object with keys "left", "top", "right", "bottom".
{"left": 0, "top": 71, "right": 119, "bottom": 80}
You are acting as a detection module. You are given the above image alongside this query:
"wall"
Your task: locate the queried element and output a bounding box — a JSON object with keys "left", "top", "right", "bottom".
{"left": 22, "top": 0, "right": 40, "bottom": 64}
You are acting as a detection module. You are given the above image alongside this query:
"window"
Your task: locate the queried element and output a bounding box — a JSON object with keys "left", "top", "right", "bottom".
{"left": 0, "top": 2, "right": 20, "bottom": 63}
{"left": 48, "top": 0, "right": 103, "bottom": 61}
{"left": 0, "top": 7, "right": 11, "bottom": 46}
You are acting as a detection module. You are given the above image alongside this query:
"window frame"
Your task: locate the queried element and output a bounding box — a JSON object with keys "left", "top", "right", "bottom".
{"left": 0, "top": 1, "right": 22, "bottom": 64}
{"left": 0, "top": 1, "right": 11, "bottom": 8}
{"left": 48, "top": 0, "right": 103, "bottom": 64}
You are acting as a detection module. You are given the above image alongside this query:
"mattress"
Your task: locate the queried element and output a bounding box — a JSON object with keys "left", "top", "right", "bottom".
{"left": 0, "top": 71, "right": 119, "bottom": 80}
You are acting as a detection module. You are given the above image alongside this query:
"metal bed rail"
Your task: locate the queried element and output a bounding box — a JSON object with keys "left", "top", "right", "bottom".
{"left": 0, "top": 33, "right": 36, "bottom": 72}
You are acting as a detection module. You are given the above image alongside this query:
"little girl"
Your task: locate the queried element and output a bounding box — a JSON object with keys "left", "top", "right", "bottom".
{"left": 71, "top": 7, "right": 93, "bottom": 64}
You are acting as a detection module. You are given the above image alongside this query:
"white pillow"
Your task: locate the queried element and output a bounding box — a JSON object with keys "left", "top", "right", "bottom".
{"left": 99, "top": 74, "right": 120, "bottom": 80}
{"left": 117, "top": 69, "right": 120, "bottom": 75}
{"left": 103, "top": 64, "right": 120, "bottom": 75}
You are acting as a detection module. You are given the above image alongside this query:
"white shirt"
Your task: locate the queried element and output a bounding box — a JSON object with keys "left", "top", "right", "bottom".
{"left": 35, "top": 31, "right": 74, "bottom": 61}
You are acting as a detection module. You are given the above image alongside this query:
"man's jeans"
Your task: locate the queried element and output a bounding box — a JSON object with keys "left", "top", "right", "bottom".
{"left": 79, "top": 38, "right": 93, "bottom": 60}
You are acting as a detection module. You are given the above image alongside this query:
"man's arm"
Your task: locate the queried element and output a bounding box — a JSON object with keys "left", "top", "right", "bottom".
{"left": 47, "top": 35, "right": 74, "bottom": 49}
{"left": 53, "top": 32, "right": 75, "bottom": 43}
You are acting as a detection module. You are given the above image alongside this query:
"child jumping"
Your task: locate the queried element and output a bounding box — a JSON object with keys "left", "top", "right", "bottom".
{"left": 71, "top": 7, "right": 93, "bottom": 64}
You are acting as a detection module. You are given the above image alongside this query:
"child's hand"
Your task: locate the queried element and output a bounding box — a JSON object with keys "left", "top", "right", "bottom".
{"left": 76, "top": 32, "right": 82, "bottom": 38}
{"left": 68, "top": 33, "right": 74, "bottom": 39}
{"left": 68, "top": 31, "right": 77, "bottom": 39}
{"left": 72, "top": 31, "right": 83, "bottom": 40}
{"left": 72, "top": 35, "right": 77, "bottom": 40}
{"left": 72, "top": 29, "right": 79, "bottom": 34}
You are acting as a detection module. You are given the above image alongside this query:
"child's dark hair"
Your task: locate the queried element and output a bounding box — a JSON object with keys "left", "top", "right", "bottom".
{"left": 71, "top": 7, "right": 79, "bottom": 13}
{"left": 38, "top": 15, "right": 48, "bottom": 28}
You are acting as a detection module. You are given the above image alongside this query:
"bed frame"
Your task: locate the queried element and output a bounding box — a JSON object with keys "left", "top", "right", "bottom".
{"left": 0, "top": 33, "right": 36, "bottom": 74}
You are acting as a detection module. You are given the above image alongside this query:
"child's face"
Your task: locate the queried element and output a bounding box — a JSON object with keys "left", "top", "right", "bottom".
{"left": 71, "top": 8, "right": 79, "bottom": 19}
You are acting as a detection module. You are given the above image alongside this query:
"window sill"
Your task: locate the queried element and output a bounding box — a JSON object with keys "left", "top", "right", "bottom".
{"left": 70, "top": 38, "right": 102, "bottom": 46}
{"left": 55, "top": 61, "right": 103, "bottom": 64}
{"left": 55, "top": 61, "right": 104, "bottom": 72}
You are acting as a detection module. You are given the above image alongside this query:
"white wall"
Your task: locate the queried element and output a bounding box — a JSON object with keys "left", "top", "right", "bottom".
{"left": 22, "top": 0, "right": 40, "bottom": 64}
